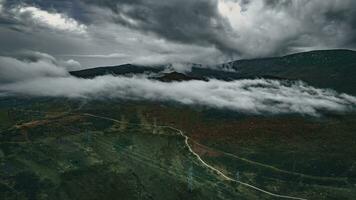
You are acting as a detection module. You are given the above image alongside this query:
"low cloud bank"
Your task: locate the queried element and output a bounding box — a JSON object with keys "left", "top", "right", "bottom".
{"left": 0, "top": 54, "right": 355, "bottom": 116}
{"left": 0, "top": 56, "right": 68, "bottom": 83}
{"left": 0, "top": 52, "right": 81, "bottom": 83}
{"left": 1, "top": 74, "right": 356, "bottom": 116}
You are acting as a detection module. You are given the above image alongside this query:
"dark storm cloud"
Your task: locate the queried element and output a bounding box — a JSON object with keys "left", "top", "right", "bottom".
{"left": 233, "top": 0, "right": 356, "bottom": 56}
{"left": 3, "top": 0, "right": 94, "bottom": 24}
{"left": 84, "top": 0, "right": 236, "bottom": 54}
{"left": 0, "top": 0, "right": 228, "bottom": 67}
{"left": 1, "top": 0, "right": 356, "bottom": 65}
{"left": 83, "top": 0, "right": 356, "bottom": 57}
{"left": 263, "top": 0, "right": 292, "bottom": 8}
{"left": 0, "top": 0, "right": 90, "bottom": 56}
{"left": 73, "top": 0, "right": 356, "bottom": 58}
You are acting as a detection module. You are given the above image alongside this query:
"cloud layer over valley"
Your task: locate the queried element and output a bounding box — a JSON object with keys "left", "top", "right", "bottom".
{"left": 1, "top": 55, "right": 355, "bottom": 116}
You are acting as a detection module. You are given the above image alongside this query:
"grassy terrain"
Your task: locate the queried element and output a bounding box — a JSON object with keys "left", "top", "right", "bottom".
{"left": 0, "top": 98, "right": 270, "bottom": 200}
{"left": 0, "top": 98, "right": 355, "bottom": 199}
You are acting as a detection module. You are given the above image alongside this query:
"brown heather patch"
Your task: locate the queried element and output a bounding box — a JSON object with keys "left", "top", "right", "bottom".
{"left": 15, "top": 119, "right": 50, "bottom": 130}
{"left": 190, "top": 140, "right": 222, "bottom": 158}
{"left": 136, "top": 104, "right": 343, "bottom": 153}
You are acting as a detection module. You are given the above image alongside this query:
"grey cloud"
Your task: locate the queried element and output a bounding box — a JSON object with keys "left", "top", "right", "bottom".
{"left": 61, "top": 59, "right": 82, "bottom": 71}
{"left": 85, "top": 0, "right": 356, "bottom": 57}
{"left": 263, "top": 0, "right": 292, "bottom": 8}
{"left": 1, "top": 72, "right": 356, "bottom": 116}
{"left": 1, "top": 0, "right": 356, "bottom": 67}
{"left": 0, "top": 53, "right": 82, "bottom": 83}
{"left": 15, "top": 51, "right": 58, "bottom": 63}
{"left": 0, "top": 2, "right": 91, "bottom": 57}
{"left": 0, "top": 56, "right": 68, "bottom": 83}
{"left": 15, "top": 51, "right": 83, "bottom": 70}
{"left": 84, "top": 0, "right": 237, "bottom": 54}
{"left": 10, "top": 4, "right": 87, "bottom": 34}
{"left": 0, "top": 1, "right": 228, "bottom": 68}
{"left": 218, "top": 0, "right": 356, "bottom": 57}
{"left": 2, "top": 0, "right": 88, "bottom": 22}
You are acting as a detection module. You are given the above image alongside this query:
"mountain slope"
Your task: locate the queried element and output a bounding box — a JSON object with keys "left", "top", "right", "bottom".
{"left": 70, "top": 49, "right": 356, "bottom": 95}
{"left": 189, "top": 49, "right": 356, "bottom": 95}
{"left": 223, "top": 49, "right": 356, "bottom": 94}
{"left": 69, "top": 64, "right": 162, "bottom": 78}
{"left": 156, "top": 72, "right": 207, "bottom": 82}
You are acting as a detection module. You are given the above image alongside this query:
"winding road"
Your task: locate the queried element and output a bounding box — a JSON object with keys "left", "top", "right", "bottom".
{"left": 83, "top": 113, "right": 308, "bottom": 200}
{"left": 11, "top": 109, "right": 308, "bottom": 200}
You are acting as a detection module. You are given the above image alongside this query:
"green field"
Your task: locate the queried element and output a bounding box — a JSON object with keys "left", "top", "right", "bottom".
{"left": 0, "top": 98, "right": 355, "bottom": 199}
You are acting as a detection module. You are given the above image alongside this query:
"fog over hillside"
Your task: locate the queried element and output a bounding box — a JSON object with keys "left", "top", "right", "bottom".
{"left": 1, "top": 54, "right": 356, "bottom": 116}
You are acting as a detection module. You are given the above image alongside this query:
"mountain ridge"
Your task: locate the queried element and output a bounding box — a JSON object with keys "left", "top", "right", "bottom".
{"left": 69, "top": 49, "right": 356, "bottom": 95}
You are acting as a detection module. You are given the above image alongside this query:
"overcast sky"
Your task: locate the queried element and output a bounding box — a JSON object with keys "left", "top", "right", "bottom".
{"left": 1, "top": 0, "right": 356, "bottom": 68}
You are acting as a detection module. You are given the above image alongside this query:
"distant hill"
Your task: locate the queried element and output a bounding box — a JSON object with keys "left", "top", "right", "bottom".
{"left": 228, "top": 49, "right": 356, "bottom": 94}
{"left": 70, "top": 49, "right": 356, "bottom": 95}
{"left": 156, "top": 72, "right": 207, "bottom": 82}
{"left": 69, "top": 64, "right": 162, "bottom": 78}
